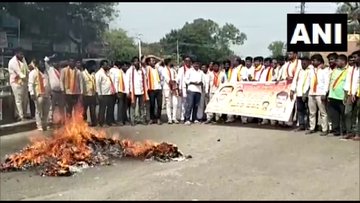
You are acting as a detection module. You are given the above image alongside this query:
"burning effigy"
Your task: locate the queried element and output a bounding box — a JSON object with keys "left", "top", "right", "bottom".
{"left": 0, "top": 108, "right": 191, "bottom": 176}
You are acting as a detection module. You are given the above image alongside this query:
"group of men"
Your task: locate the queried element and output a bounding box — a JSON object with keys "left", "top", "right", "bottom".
{"left": 7, "top": 47, "right": 360, "bottom": 141}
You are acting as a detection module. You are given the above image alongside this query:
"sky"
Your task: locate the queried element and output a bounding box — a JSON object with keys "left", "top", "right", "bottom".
{"left": 110, "top": 2, "right": 338, "bottom": 57}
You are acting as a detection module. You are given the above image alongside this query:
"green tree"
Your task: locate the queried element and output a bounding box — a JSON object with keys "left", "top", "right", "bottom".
{"left": 159, "top": 18, "right": 247, "bottom": 63}
{"left": 0, "top": 2, "right": 118, "bottom": 55}
{"left": 268, "top": 41, "right": 286, "bottom": 58}
{"left": 103, "top": 29, "right": 137, "bottom": 62}
{"left": 336, "top": 2, "right": 360, "bottom": 34}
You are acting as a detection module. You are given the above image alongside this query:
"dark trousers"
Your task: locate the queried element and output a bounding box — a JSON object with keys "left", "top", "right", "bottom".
{"left": 98, "top": 95, "right": 114, "bottom": 126}
{"left": 148, "top": 89, "right": 163, "bottom": 120}
{"left": 28, "top": 92, "right": 35, "bottom": 118}
{"left": 296, "top": 97, "right": 308, "bottom": 128}
{"left": 117, "top": 92, "right": 129, "bottom": 123}
{"left": 185, "top": 91, "right": 201, "bottom": 122}
{"left": 328, "top": 98, "right": 345, "bottom": 134}
{"left": 83, "top": 95, "right": 97, "bottom": 126}
{"left": 65, "top": 94, "right": 80, "bottom": 117}
{"left": 344, "top": 97, "right": 360, "bottom": 134}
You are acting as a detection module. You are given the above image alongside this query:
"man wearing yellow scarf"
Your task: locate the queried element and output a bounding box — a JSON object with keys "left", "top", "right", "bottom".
{"left": 8, "top": 47, "right": 30, "bottom": 121}
{"left": 60, "top": 59, "right": 83, "bottom": 117}
{"left": 328, "top": 54, "right": 348, "bottom": 136}
{"left": 306, "top": 54, "right": 330, "bottom": 136}
{"left": 145, "top": 56, "right": 163, "bottom": 125}
{"left": 28, "top": 60, "right": 51, "bottom": 131}
{"left": 343, "top": 50, "right": 360, "bottom": 141}
{"left": 81, "top": 63, "right": 97, "bottom": 127}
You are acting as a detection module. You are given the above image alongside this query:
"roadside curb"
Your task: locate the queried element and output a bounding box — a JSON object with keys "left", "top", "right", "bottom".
{"left": 0, "top": 120, "right": 36, "bottom": 136}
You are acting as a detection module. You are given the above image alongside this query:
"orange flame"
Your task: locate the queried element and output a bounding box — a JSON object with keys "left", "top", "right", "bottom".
{"left": 1, "top": 103, "right": 184, "bottom": 176}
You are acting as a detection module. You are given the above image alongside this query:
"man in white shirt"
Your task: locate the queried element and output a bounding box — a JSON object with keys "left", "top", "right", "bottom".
{"left": 60, "top": 58, "right": 83, "bottom": 117}
{"left": 290, "top": 57, "right": 310, "bottom": 132}
{"left": 240, "top": 57, "right": 254, "bottom": 82}
{"left": 223, "top": 58, "right": 240, "bottom": 123}
{"left": 82, "top": 62, "right": 97, "bottom": 127}
{"left": 251, "top": 57, "right": 264, "bottom": 82}
{"left": 305, "top": 54, "right": 329, "bottom": 136}
{"left": 8, "top": 47, "right": 29, "bottom": 121}
{"left": 28, "top": 60, "right": 51, "bottom": 131}
{"left": 258, "top": 58, "right": 275, "bottom": 125}
{"left": 343, "top": 50, "right": 360, "bottom": 140}
{"left": 197, "top": 64, "right": 210, "bottom": 121}
{"left": 125, "top": 56, "right": 148, "bottom": 126}
{"left": 177, "top": 56, "right": 192, "bottom": 123}
{"left": 204, "top": 62, "right": 226, "bottom": 124}
{"left": 162, "top": 59, "right": 179, "bottom": 124}
{"left": 145, "top": 57, "right": 163, "bottom": 125}
{"left": 279, "top": 52, "right": 302, "bottom": 127}
{"left": 44, "top": 55, "right": 65, "bottom": 125}
{"left": 110, "top": 61, "right": 128, "bottom": 126}
{"left": 95, "top": 60, "right": 116, "bottom": 127}
{"left": 184, "top": 61, "right": 205, "bottom": 125}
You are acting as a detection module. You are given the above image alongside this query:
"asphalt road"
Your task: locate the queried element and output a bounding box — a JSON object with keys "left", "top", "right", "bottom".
{"left": 0, "top": 122, "right": 359, "bottom": 200}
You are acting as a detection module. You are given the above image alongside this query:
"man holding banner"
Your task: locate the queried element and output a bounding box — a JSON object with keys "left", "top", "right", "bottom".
{"left": 290, "top": 57, "right": 311, "bottom": 132}
{"left": 223, "top": 58, "right": 241, "bottom": 123}
{"left": 204, "top": 62, "right": 226, "bottom": 124}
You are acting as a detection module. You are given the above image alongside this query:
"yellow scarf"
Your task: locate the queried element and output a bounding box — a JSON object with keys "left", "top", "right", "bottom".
{"left": 36, "top": 69, "right": 45, "bottom": 96}
{"left": 147, "top": 66, "right": 160, "bottom": 90}
{"left": 118, "top": 70, "right": 125, "bottom": 92}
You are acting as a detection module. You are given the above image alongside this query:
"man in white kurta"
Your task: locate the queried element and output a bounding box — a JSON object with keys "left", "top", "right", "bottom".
{"left": 8, "top": 48, "right": 29, "bottom": 120}
{"left": 177, "top": 56, "right": 192, "bottom": 123}
{"left": 162, "top": 59, "right": 179, "bottom": 124}
{"left": 28, "top": 61, "right": 51, "bottom": 131}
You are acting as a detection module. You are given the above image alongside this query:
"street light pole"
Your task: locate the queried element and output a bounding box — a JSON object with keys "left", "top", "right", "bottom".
{"left": 176, "top": 40, "right": 179, "bottom": 66}
{"left": 136, "top": 33, "right": 143, "bottom": 59}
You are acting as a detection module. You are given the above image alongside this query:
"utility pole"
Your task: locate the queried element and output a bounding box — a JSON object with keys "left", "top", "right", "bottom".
{"left": 135, "top": 33, "right": 143, "bottom": 59}
{"left": 176, "top": 40, "right": 179, "bottom": 66}
{"left": 300, "top": 2, "right": 305, "bottom": 14}
{"left": 300, "top": 2, "right": 306, "bottom": 58}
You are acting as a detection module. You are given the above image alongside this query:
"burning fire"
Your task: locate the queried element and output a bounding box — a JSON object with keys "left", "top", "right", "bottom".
{"left": 0, "top": 105, "right": 190, "bottom": 176}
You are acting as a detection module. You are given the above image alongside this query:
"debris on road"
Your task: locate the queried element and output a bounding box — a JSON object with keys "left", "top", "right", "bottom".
{"left": 0, "top": 108, "right": 190, "bottom": 177}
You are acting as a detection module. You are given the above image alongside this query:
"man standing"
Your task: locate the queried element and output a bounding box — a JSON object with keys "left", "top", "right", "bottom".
{"left": 44, "top": 55, "right": 65, "bottom": 125}
{"left": 177, "top": 56, "right": 192, "bottom": 123}
{"left": 306, "top": 54, "right": 329, "bottom": 136}
{"left": 8, "top": 47, "right": 29, "bottom": 121}
{"left": 252, "top": 57, "right": 264, "bottom": 81}
{"left": 95, "top": 60, "right": 116, "bottom": 127}
{"left": 111, "top": 61, "right": 128, "bottom": 126}
{"left": 327, "top": 53, "right": 339, "bottom": 72}
{"left": 290, "top": 57, "right": 311, "bottom": 132}
{"left": 244, "top": 56, "right": 254, "bottom": 81}
{"left": 125, "top": 57, "right": 148, "bottom": 126}
{"left": 82, "top": 63, "right": 97, "bottom": 127}
{"left": 197, "top": 64, "right": 210, "bottom": 121}
{"left": 223, "top": 58, "right": 240, "bottom": 123}
{"left": 60, "top": 58, "right": 83, "bottom": 117}
{"left": 280, "top": 52, "right": 302, "bottom": 127}
{"left": 28, "top": 60, "right": 51, "bottom": 131}
{"left": 204, "top": 62, "right": 226, "bottom": 124}
{"left": 259, "top": 57, "right": 275, "bottom": 125}
{"left": 328, "top": 54, "right": 348, "bottom": 136}
{"left": 258, "top": 58, "right": 274, "bottom": 82}
{"left": 162, "top": 59, "right": 179, "bottom": 124}
{"left": 343, "top": 51, "right": 360, "bottom": 140}
{"left": 145, "top": 57, "right": 163, "bottom": 125}
{"left": 184, "top": 61, "right": 205, "bottom": 125}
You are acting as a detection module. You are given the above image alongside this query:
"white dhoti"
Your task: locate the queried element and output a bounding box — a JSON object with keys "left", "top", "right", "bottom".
{"left": 177, "top": 94, "right": 187, "bottom": 121}
{"left": 11, "top": 83, "right": 29, "bottom": 119}
{"left": 34, "top": 96, "right": 51, "bottom": 129}
{"left": 206, "top": 93, "right": 220, "bottom": 121}
{"left": 164, "top": 90, "right": 178, "bottom": 122}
